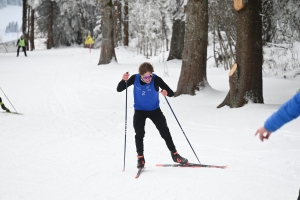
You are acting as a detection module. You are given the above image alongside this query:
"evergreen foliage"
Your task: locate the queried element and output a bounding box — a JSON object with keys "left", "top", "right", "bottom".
{"left": 5, "top": 21, "right": 20, "bottom": 33}
{"left": 35, "top": 0, "right": 99, "bottom": 47}
{"left": 13, "top": 0, "right": 300, "bottom": 72}
{"left": 129, "top": 0, "right": 172, "bottom": 57}
{"left": 0, "top": 0, "right": 21, "bottom": 8}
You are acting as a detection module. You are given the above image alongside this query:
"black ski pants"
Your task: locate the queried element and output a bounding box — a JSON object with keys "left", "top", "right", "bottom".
{"left": 133, "top": 108, "right": 176, "bottom": 154}
{"left": 17, "top": 46, "right": 27, "bottom": 56}
{"left": 0, "top": 97, "right": 6, "bottom": 110}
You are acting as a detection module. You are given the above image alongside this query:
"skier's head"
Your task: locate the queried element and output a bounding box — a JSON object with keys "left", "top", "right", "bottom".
{"left": 139, "top": 62, "right": 154, "bottom": 75}
{"left": 20, "top": 35, "right": 24, "bottom": 39}
{"left": 139, "top": 62, "right": 154, "bottom": 83}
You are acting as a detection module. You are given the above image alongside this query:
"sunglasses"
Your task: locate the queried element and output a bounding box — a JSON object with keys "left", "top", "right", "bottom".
{"left": 143, "top": 74, "right": 153, "bottom": 80}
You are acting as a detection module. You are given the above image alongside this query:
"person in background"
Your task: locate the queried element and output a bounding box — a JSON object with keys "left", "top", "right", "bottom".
{"left": 255, "top": 92, "right": 300, "bottom": 200}
{"left": 117, "top": 62, "right": 188, "bottom": 169}
{"left": 16, "top": 35, "right": 27, "bottom": 57}
{"left": 0, "top": 97, "right": 10, "bottom": 113}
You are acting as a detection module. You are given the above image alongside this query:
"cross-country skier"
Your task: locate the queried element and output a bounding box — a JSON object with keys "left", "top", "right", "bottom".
{"left": 117, "top": 62, "right": 188, "bottom": 168}
{"left": 255, "top": 92, "right": 300, "bottom": 200}
{"left": 16, "top": 35, "right": 27, "bottom": 57}
{"left": 0, "top": 97, "right": 10, "bottom": 113}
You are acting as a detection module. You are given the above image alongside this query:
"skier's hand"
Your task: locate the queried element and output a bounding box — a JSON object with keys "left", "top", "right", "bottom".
{"left": 255, "top": 127, "right": 272, "bottom": 142}
{"left": 122, "top": 72, "right": 130, "bottom": 81}
{"left": 161, "top": 89, "right": 168, "bottom": 97}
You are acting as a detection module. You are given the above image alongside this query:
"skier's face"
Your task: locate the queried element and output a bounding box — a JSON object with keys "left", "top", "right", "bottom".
{"left": 142, "top": 72, "right": 153, "bottom": 83}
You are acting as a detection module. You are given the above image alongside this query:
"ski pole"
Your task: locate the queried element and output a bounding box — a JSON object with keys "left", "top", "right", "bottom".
{"left": 123, "top": 74, "right": 128, "bottom": 171}
{"left": 164, "top": 96, "right": 201, "bottom": 164}
{"left": 0, "top": 87, "right": 18, "bottom": 113}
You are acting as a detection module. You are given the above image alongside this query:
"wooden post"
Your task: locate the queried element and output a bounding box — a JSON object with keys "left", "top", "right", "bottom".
{"left": 229, "top": 63, "right": 237, "bottom": 76}
{"left": 234, "top": 0, "right": 244, "bottom": 11}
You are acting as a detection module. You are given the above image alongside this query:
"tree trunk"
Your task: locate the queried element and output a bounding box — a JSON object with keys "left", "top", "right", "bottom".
{"left": 22, "top": 0, "right": 27, "bottom": 36}
{"left": 218, "top": 0, "right": 263, "bottom": 108}
{"left": 167, "top": 19, "right": 185, "bottom": 60}
{"left": 113, "top": 0, "right": 122, "bottom": 47}
{"left": 175, "top": 0, "right": 208, "bottom": 96}
{"left": 123, "top": 0, "right": 129, "bottom": 46}
{"left": 27, "top": 6, "right": 30, "bottom": 51}
{"left": 77, "top": 2, "right": 85, "bottom": 47}
{"left": 30, "top": 8, "right": 35, "bottom": 51}
{"left": 146, "top": 36, "right": 148, "bottom": 58}
{"left": 262, "top": 0, "right": 273, "bottom": 45}
{"left": 47, "top": 0, "right": 54, "bottom": 49}
{"left": 98, "top": 0, "right": 117, "bottom": 65}
{"left": 161, "top": 15, "right": 169, "bottom": 51}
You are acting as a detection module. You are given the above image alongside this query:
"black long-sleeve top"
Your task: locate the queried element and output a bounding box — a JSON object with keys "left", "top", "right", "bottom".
{"left": 117, "top": 74, "right": 175, "bottom": 97}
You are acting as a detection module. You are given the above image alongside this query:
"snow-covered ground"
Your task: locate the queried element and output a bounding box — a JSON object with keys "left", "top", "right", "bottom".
{"left": 0, "top": 5, "right": 22, "bottom": 42}
{"left": 0, "top": 46, "right": 299, "bottom": 200}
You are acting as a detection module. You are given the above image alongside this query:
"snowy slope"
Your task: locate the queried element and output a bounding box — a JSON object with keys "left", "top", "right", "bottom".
{"left": 0, "top": 47, "right": 299, "bottom": 200}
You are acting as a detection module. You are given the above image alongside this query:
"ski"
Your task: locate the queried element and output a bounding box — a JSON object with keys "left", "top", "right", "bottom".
{"left": 10, "top": 112, "right": 23, "bottom": 115}
{"left": 1, "top": 111, "right": 23, "bottom": 115}
{"left": 156, "top": 163, "right": 227, "bottom": 169}
{"left": 135, "top": 167, "right": 145, "bottom": 178}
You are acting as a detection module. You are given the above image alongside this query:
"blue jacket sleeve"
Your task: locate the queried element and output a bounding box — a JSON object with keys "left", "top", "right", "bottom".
{"left": 264, "top": 92, "right": 300, "bottom": 132}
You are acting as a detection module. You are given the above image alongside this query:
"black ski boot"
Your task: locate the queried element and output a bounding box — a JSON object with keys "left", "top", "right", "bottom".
{"left": 171, "top": 150, "right": 188, "bottom": 164}
{"left": 137, "top": 155, "right": 145, "bottom": 169}
{"left": 0, "top": 100, "right": 10, "bottom": 113}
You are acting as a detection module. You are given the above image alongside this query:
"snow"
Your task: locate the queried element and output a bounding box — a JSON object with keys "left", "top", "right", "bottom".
{"left": 0, "top": 45, "right": 299, "bottom": 200}
{"left": 0, "top": 4, "right": 300, "bottom": 199}
{"left": 0, "top": 5, "right": 22, "bottom": 43}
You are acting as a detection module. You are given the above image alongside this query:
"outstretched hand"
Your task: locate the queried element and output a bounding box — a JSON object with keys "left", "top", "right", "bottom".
{"left": 160, "top": 89, "right": 168, "bottom": 97}
{"left": 122, "top": 72, "right": 130, "bottom": 81}
{"left": 255, "top": 127, "right": 272, "bottom": 142}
